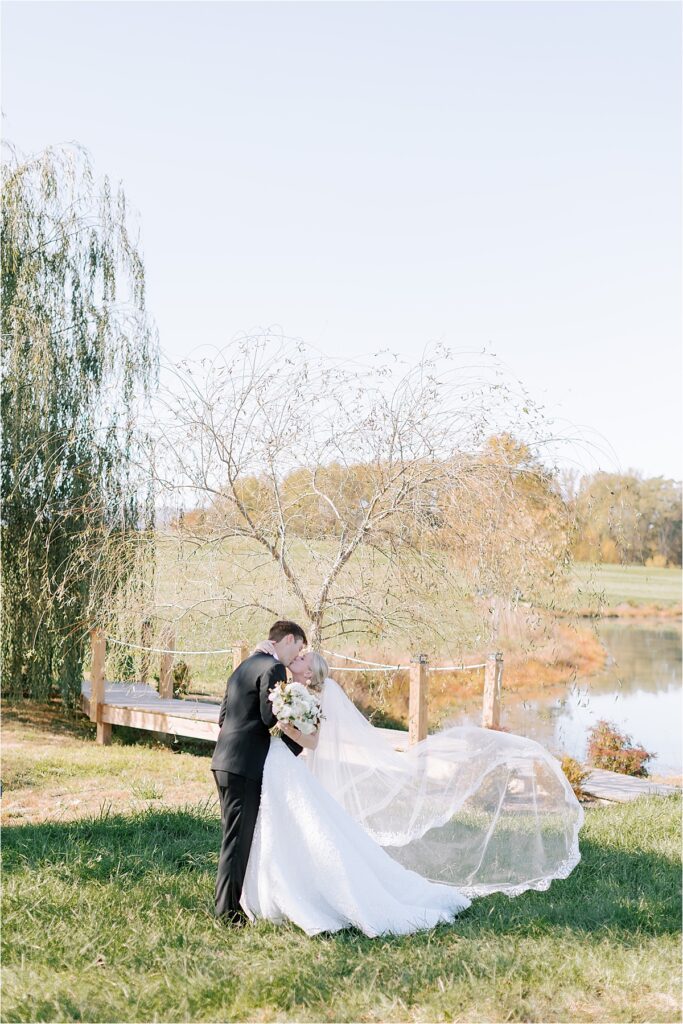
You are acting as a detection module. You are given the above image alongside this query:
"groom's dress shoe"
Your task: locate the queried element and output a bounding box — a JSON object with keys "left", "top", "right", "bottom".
{"left": 216, "top": 908, "right": 247, "bottom": 927}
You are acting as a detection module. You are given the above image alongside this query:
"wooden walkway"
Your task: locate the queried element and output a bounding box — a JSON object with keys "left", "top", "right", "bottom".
{"left": 81, "top": 681, "right": 680, "bottom": 803}
{"left": 581, "top": 767, "right": 680, "bottom": 803}
{"left": 81, "top": 681, "right": 220, "bottom": 743}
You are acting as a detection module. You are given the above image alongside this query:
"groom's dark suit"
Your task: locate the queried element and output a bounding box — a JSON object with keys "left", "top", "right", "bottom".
{"left": 211, "top": 651, "right": 302, "bottom": 920}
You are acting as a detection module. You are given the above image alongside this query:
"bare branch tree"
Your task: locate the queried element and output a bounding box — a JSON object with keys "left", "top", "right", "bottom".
{"left": 102, "top": 333, "right": 573, "bottom": 660}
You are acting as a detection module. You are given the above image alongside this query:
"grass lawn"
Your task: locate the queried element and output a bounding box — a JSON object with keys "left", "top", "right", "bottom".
{"left": 2, "top": 704, "right": 681, "bottom": 1022}
{"left": 94, "top": 538, "right": 681, "bottom": 705}
{"left": 567, "top": 563, "right": 682, "bottom": 611}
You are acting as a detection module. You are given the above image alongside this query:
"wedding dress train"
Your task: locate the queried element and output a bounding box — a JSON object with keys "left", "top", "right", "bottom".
{"left": 240, "top": 677, "right": 584, "bottom": 936}
{"left": 240, "top": 734, "right": 472, "bottom": 936}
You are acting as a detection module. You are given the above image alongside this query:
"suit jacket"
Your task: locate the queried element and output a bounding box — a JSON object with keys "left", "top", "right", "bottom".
{"left": 211, "top": 651, "right": 302, "bottom": 781}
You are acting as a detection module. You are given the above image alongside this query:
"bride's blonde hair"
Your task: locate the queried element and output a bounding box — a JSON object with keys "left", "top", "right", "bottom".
{"left": 307, "top": 651, "right": 329, "bottom": 690}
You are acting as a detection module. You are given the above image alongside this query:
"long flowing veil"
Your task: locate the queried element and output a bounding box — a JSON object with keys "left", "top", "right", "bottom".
{"left": 303, "top": 677, "right": 584, "bottom": 897}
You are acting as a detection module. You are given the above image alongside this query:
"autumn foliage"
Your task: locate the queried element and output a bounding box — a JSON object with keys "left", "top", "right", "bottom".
{"left": 586, "top": 719, "right": 655, "bottom": 777}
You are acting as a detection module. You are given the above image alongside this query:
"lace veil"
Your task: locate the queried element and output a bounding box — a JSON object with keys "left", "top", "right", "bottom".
{"left": 303, "top": 677, "right": 584, "bottom": 897}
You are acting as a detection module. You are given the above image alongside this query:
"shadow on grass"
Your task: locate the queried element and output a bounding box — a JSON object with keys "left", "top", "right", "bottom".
{"left": 112, "top": 726, "right": 215, "bottom": 757}
{"left": 3, "top": 802, "right": 680, "bottom": 941}
{"left": 2, "top": 700, "right": 96, "bottom": 740}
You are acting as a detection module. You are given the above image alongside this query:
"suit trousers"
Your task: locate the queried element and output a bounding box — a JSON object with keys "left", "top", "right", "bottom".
{"left": 212, "top": 769, "right": 262, "bottom": 922}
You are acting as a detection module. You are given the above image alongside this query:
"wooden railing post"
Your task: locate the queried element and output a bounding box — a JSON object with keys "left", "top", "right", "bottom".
{"left": 159, "top": 626, "right": 175, "bottom": 699}
{"left": 482, "top": 651, "right": 503, "bottom": 729}
{"left": 232, "top": 644, "right": 248, "bottom": 672}
{"left": 409, "top": 654, "right": 429, "bottom": 745}
{"left": 89, "top": 627, "right": 111, "bottom": 745}
{"left": 140, "top": 618, "right": 153, "bottom": 684}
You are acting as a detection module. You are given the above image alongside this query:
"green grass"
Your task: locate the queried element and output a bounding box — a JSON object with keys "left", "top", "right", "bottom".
{"left": 91, "top": 531, "right": 682, "bottom": 698}
{"left": 100, "top": 534, "right": 486, "bottom": 696}
{"left": 569, "top": 563, "right": 682, "bottom": 610}
{"left": 95, "top": 537, "right": 681, "bottom": 700}
{"left": 2, "top": 795, "right": 680, "bottom": 1023}
{"left": 1, "top": 701, "right": 216, "bottom": 822}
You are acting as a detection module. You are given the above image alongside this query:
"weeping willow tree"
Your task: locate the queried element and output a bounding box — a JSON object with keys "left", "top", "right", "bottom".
{"left": 1, "top": 141, "right": 159, "bottom": 705}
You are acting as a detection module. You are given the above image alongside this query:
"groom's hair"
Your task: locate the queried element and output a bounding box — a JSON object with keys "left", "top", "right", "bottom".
{"left": 268, "top": 620, "right": 308, "bottom": 645}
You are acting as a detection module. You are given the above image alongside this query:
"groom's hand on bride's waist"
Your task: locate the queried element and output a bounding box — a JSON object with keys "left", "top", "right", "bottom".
{"left": 259, "top": 661, "right": 287, "bottom": 729}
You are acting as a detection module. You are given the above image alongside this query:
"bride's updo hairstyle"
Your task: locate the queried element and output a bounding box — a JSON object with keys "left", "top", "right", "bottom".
{"left": 307, "top": 652, "right": 329, "bottom": 690}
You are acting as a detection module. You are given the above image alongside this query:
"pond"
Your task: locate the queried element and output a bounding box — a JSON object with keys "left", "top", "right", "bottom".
{"left": 443, "top": 619, "right": 682, "bottom": 777}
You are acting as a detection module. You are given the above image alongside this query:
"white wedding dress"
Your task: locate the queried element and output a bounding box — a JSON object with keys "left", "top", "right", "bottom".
{"left": 240, "top": 733, "right": 472, "bottom": 936}
{"left": 240, "top": 677, "right": 583, "bottom": 937}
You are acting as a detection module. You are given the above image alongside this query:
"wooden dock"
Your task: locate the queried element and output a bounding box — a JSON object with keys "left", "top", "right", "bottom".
{"left": 581, "top": 767, "right": 680, "bottom": 803}
{"left": 85, "top": 628, "right": 505, "bottom": 747}
{"left": 81, "top": 681, "right": 220, "bottom": 744}
{"left": 80, "top": 680, "right": 680, "bottom": 804}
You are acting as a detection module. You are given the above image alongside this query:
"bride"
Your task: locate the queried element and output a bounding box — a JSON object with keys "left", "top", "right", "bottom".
{"left": 239, "top": 649, "right": 584, "bottom": 936}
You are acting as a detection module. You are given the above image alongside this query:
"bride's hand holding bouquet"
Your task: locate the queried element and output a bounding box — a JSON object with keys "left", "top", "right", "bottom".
{"left": 268, "top": 680, "right": 324, "bottom": 750}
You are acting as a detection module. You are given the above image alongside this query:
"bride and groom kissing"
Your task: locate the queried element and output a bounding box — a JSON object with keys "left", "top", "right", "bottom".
{"left": 210, "top": 620, "right": 584, "bottom": 937}
{"left": 211, "top": 620, "right": 316, "bottom": 923}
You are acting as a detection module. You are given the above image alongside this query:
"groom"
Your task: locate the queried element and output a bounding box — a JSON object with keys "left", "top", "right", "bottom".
{"left": 211, "top": 619, "right": 307, "bottom": 922}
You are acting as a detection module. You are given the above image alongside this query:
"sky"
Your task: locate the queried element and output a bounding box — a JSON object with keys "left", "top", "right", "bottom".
{"left": 3, "top": 0, "right": 681, "bottom": 479}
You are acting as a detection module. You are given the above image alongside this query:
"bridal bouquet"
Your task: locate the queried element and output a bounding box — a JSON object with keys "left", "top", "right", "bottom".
{"left": 268, "top": 681, "right": 324, "bottom": 735}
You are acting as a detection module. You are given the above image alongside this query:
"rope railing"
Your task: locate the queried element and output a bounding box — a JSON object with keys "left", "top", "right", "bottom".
{"left": 322, "top": 648, "right": 487, "bottom": 673}
{"left": 87, "top": 628, "right": 504, "bottom": 746}
{"left": 321, "top": 649, "right": 406, "bottom": 671}
{"left": 104, "top": 635, "right": 487, "bottom": 671}
{"left": 324, "top": 665, "right": 395, "bottom": 673}
{"left": 430, "top": 663, "right": 487, "bottom": 672}
{"left": 105, "top": 635, "right": 233, "bottom": 656}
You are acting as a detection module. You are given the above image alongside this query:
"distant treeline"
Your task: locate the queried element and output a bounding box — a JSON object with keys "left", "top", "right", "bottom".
{"left": 565, "top": 471, "right": 681, "bottom": 568}
{"left": 177, "top": 435, "right": 682, "bottom": 572}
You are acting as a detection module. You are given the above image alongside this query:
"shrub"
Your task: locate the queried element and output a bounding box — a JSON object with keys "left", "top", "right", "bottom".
{"left": 172, "top": 660, "right": 191, "bottom": 698}
{"left": 561, "top": 755, "right": 591, "bottom": 799}
{"left": 587, "top": 719, "right": 655, "bottom": 777}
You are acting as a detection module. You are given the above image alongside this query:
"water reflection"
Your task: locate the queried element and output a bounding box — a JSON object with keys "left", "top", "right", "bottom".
{"left": 443, "top": 620, "right": 682, "bottom": 775}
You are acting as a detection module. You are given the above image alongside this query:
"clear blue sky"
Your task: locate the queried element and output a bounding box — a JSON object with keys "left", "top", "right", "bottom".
{"left": 3, "top": 1, "right": 681, "bottom": 478}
